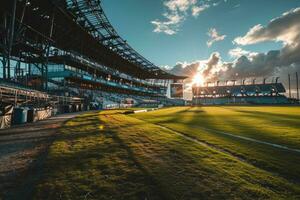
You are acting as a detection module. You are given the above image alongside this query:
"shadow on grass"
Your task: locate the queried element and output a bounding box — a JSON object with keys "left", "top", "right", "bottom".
{"left": 223, "top": 107, "right": 300, "bottom": 129}
{"left": 176, "top": 107, "right": 300, "bottom": 183}
{"left": 138, "top": 106, "right": 300, "bottom": 183}
{"left": 128, "top": 111, "right": 300, "bottom": 199}
{"left": 32, "top": 112, "right": 166, "bottom": 200}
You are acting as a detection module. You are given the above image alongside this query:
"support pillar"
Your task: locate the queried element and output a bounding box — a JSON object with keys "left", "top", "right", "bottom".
{"left": 7, "top": 0, "right": 18, "bottom": 80}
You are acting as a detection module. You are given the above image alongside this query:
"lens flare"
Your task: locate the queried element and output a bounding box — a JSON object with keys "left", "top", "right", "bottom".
{"left": 192, "top": 73, "right": 204, "bottom": 86}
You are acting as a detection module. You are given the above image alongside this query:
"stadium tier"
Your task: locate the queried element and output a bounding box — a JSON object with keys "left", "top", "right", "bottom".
{"left": 192, "top": 82, "right": 289, "bottom": 105}
{"left": 0, "top": 0, "right": 186, "bottom": 113}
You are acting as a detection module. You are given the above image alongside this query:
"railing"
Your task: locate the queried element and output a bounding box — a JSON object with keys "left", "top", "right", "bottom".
{"left": 49, "top": 53, "right": 167, "bottom": 88}
{"left": 48, "top": 70, "right": 163, "bottom": 95}
{"left": 0, "top": 82, "right": 83, "bottom": 106}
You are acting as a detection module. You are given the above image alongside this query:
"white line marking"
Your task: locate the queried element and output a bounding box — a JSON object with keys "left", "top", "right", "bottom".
{"left": 156, "top": 123, "right": 300, "bottom": 154}
{"left": 199, "top": 127, "right": 300, "bottom": 154}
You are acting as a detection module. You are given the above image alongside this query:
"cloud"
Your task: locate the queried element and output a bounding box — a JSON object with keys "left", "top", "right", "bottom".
{"left": 165, "top": 7, "right": 300, "bottom": 86}
{"left": 151, "top": 0, "right": 212, "bottom": 35}
{"left": 228, "top": 47, "right": 250, "bottom": 58}
{"left": 229, "top": 7, "right": 300, "bottom": 79}
{"left": 234, "top": 7, "right": 300, "bottom": 46}
{"left": 166, "top": 52, "right": 226, "bottom": 82}
{"left": 151, "top": 13, "right": 184, "bottom": 35}
{"left": 222, "top": 51, "right": 282, "bottom": 79}
{"left": 201, "top": 52, "right": 224, "bottom": 79}
{"left": 192, "top": 5, "right": 210, "bottom": 17}
{"left": 168, "top": 61, "right": 200, "bottom": 80}
{"left": 207, "top": 28, "right": 226, "bottom": 47}
{"left": 164, "top": 0, "right": 197, "bottom": 12}
{"left": 228, "top": 47, "right": 258, "bottom": 58}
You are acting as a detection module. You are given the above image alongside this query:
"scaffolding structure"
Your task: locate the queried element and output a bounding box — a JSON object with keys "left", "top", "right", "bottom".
{"left": 0, "top": 0, "right": 185, "bottom": 89}
{"left": 0, "top": 0, "right": 187, "bottom": 113}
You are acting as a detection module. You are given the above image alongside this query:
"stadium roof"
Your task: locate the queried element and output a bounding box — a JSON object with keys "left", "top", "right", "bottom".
{"left": 1, "top": 0, "right": 186, "bottom": 80}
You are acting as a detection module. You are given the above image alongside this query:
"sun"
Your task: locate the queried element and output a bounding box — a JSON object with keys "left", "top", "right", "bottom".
{"left": 192, "top": 73, "right": 205, "bottom": 86}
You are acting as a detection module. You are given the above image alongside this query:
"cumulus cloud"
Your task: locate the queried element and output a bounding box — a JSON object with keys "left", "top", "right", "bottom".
{"left": 228, "top": 47, "right": 258, "bottom": 58}
{"left": 234, "top": 7, "right": 300, "bottom": 46}
{"left": 164, "top": 0, "right": 197, "bottom": 12}
{"left": 201, "top": 52, "right": 225, "bottom": 79}
{"left": 151, "top": 0, "right": 212, "bottom": 35}
{"left": 207, "top": 28, "right": 226, "bottom": 47}
{"left": 222, "top": 51, "right": 283, "bottom": 79}
{"left": 168, "top": 61, "right": 200, "bottom": 80}
{"left": 166, "top": 7, "right": 300, "bottom": 87}
{"left": 152, "top": 13, "right": 184, "bottom": 35}
{"left": 229, "top": 7, "right": 300, "bottom": 79}
{"left": 167, "top": 52, "right": 226, "bottom": 83}
{"left": 192, "top": 5, "right": 210, "bottom": 17}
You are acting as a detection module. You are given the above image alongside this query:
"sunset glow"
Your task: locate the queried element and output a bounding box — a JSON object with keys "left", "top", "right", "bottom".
{"left": 192, "top": 73, "right": 205, "bottom": 86}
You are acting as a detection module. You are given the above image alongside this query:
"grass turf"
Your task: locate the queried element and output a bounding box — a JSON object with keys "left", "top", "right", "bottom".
{"left": 134, "top": 106, "right": 300, "bottom": 182}
{"left": 33, "top": 107, "right": 300, "bottom": 199}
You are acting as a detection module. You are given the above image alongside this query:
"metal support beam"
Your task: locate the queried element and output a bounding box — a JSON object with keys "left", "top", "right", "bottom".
{"left": 7, "top": 0, "right": 18, "bottom": 80}
{"left": 2, "top": 13, "right": 8, "bottom": 79}
{"left": 44, "top": 8, "right": 56, "bottom": 91}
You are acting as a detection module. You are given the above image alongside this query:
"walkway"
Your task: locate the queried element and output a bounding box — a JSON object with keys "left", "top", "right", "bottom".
{"left": 0, "top": 112, "right": 85, "bottom": 199}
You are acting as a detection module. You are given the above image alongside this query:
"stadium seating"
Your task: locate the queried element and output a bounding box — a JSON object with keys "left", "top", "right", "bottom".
{"left": 193, "top": 83, "right": 289, "bottom": 105}
{"left": 194, "top": 96, "right": 289, "bottom": 105}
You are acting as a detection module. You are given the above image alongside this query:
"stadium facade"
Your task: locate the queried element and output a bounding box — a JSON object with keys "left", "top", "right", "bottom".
{"left": 0, "top": 0, "right": 186, "bottom": 111}
{"left": 192, "top": 80, "right": 289, "bottom": 105}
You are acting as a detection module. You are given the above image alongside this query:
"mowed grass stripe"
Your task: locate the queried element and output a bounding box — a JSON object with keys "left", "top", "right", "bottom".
{"left": 34, "top": 110, "right": 300, "bottom": 199}
{"left": 133, "top": 106, "right": 300, "bottom": 183}
{"left": 197, "top": 125, "right": 300, "bottom": 154}
{"left": 108, "top": 111, "right": 299, "bottom": 199}
{"left": 135, "top": 115, "right": 300, "bottom": 185}
{"left": 136, "top": 106, "right": 300, "bottom": 148}
{"left": 104, "top": 111, "right": 300, "bottom": 199}
{"left": 203, "top": 106, "right": 300, "bottom": 148}
{"left": 34, "top": 112, "right": 166, "bottom": 200}
{"left": 149, "top": 121, "right": 250, "bottom": 163}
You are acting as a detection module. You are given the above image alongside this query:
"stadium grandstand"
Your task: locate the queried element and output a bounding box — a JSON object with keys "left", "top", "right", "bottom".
{"left": 192, "top": 78, "right": 290, "bottom": 105}
{"left": 0, "top": 0, "right": 187, "bottom": 129}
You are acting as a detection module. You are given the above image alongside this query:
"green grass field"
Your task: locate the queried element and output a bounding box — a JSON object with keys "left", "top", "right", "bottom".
{"left": 33, "top": 106, "right": 300, "bottom": 199}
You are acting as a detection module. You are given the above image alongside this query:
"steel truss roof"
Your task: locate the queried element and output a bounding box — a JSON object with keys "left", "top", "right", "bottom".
{"left": 66, "top": 1, "right": 151, "bottom": 69}
{"left": 0, "top": 0, "right": 186, "bottom": 80}
{"left": 64, "top": 0, "right": 182, "bottom": 78}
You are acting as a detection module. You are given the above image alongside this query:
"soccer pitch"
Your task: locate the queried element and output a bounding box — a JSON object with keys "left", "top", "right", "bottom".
{"left": 34, "top": 106, "right": 300, "bottom": 199}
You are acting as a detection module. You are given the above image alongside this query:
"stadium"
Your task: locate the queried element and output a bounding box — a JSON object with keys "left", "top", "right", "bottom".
{"left": 1, "top": 0, "right": 300, "bottom": 199}
{"left": 192, "top": 79, "right": 290, "bottom": 105}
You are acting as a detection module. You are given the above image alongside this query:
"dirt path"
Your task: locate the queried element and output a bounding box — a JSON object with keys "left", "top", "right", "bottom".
{"left": 0, "top": 112, "right": 86, "bottom": 200}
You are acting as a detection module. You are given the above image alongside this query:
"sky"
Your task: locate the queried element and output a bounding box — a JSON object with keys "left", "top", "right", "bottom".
{"left": 102, "top": 0, "right": 300, "bottom": 97}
